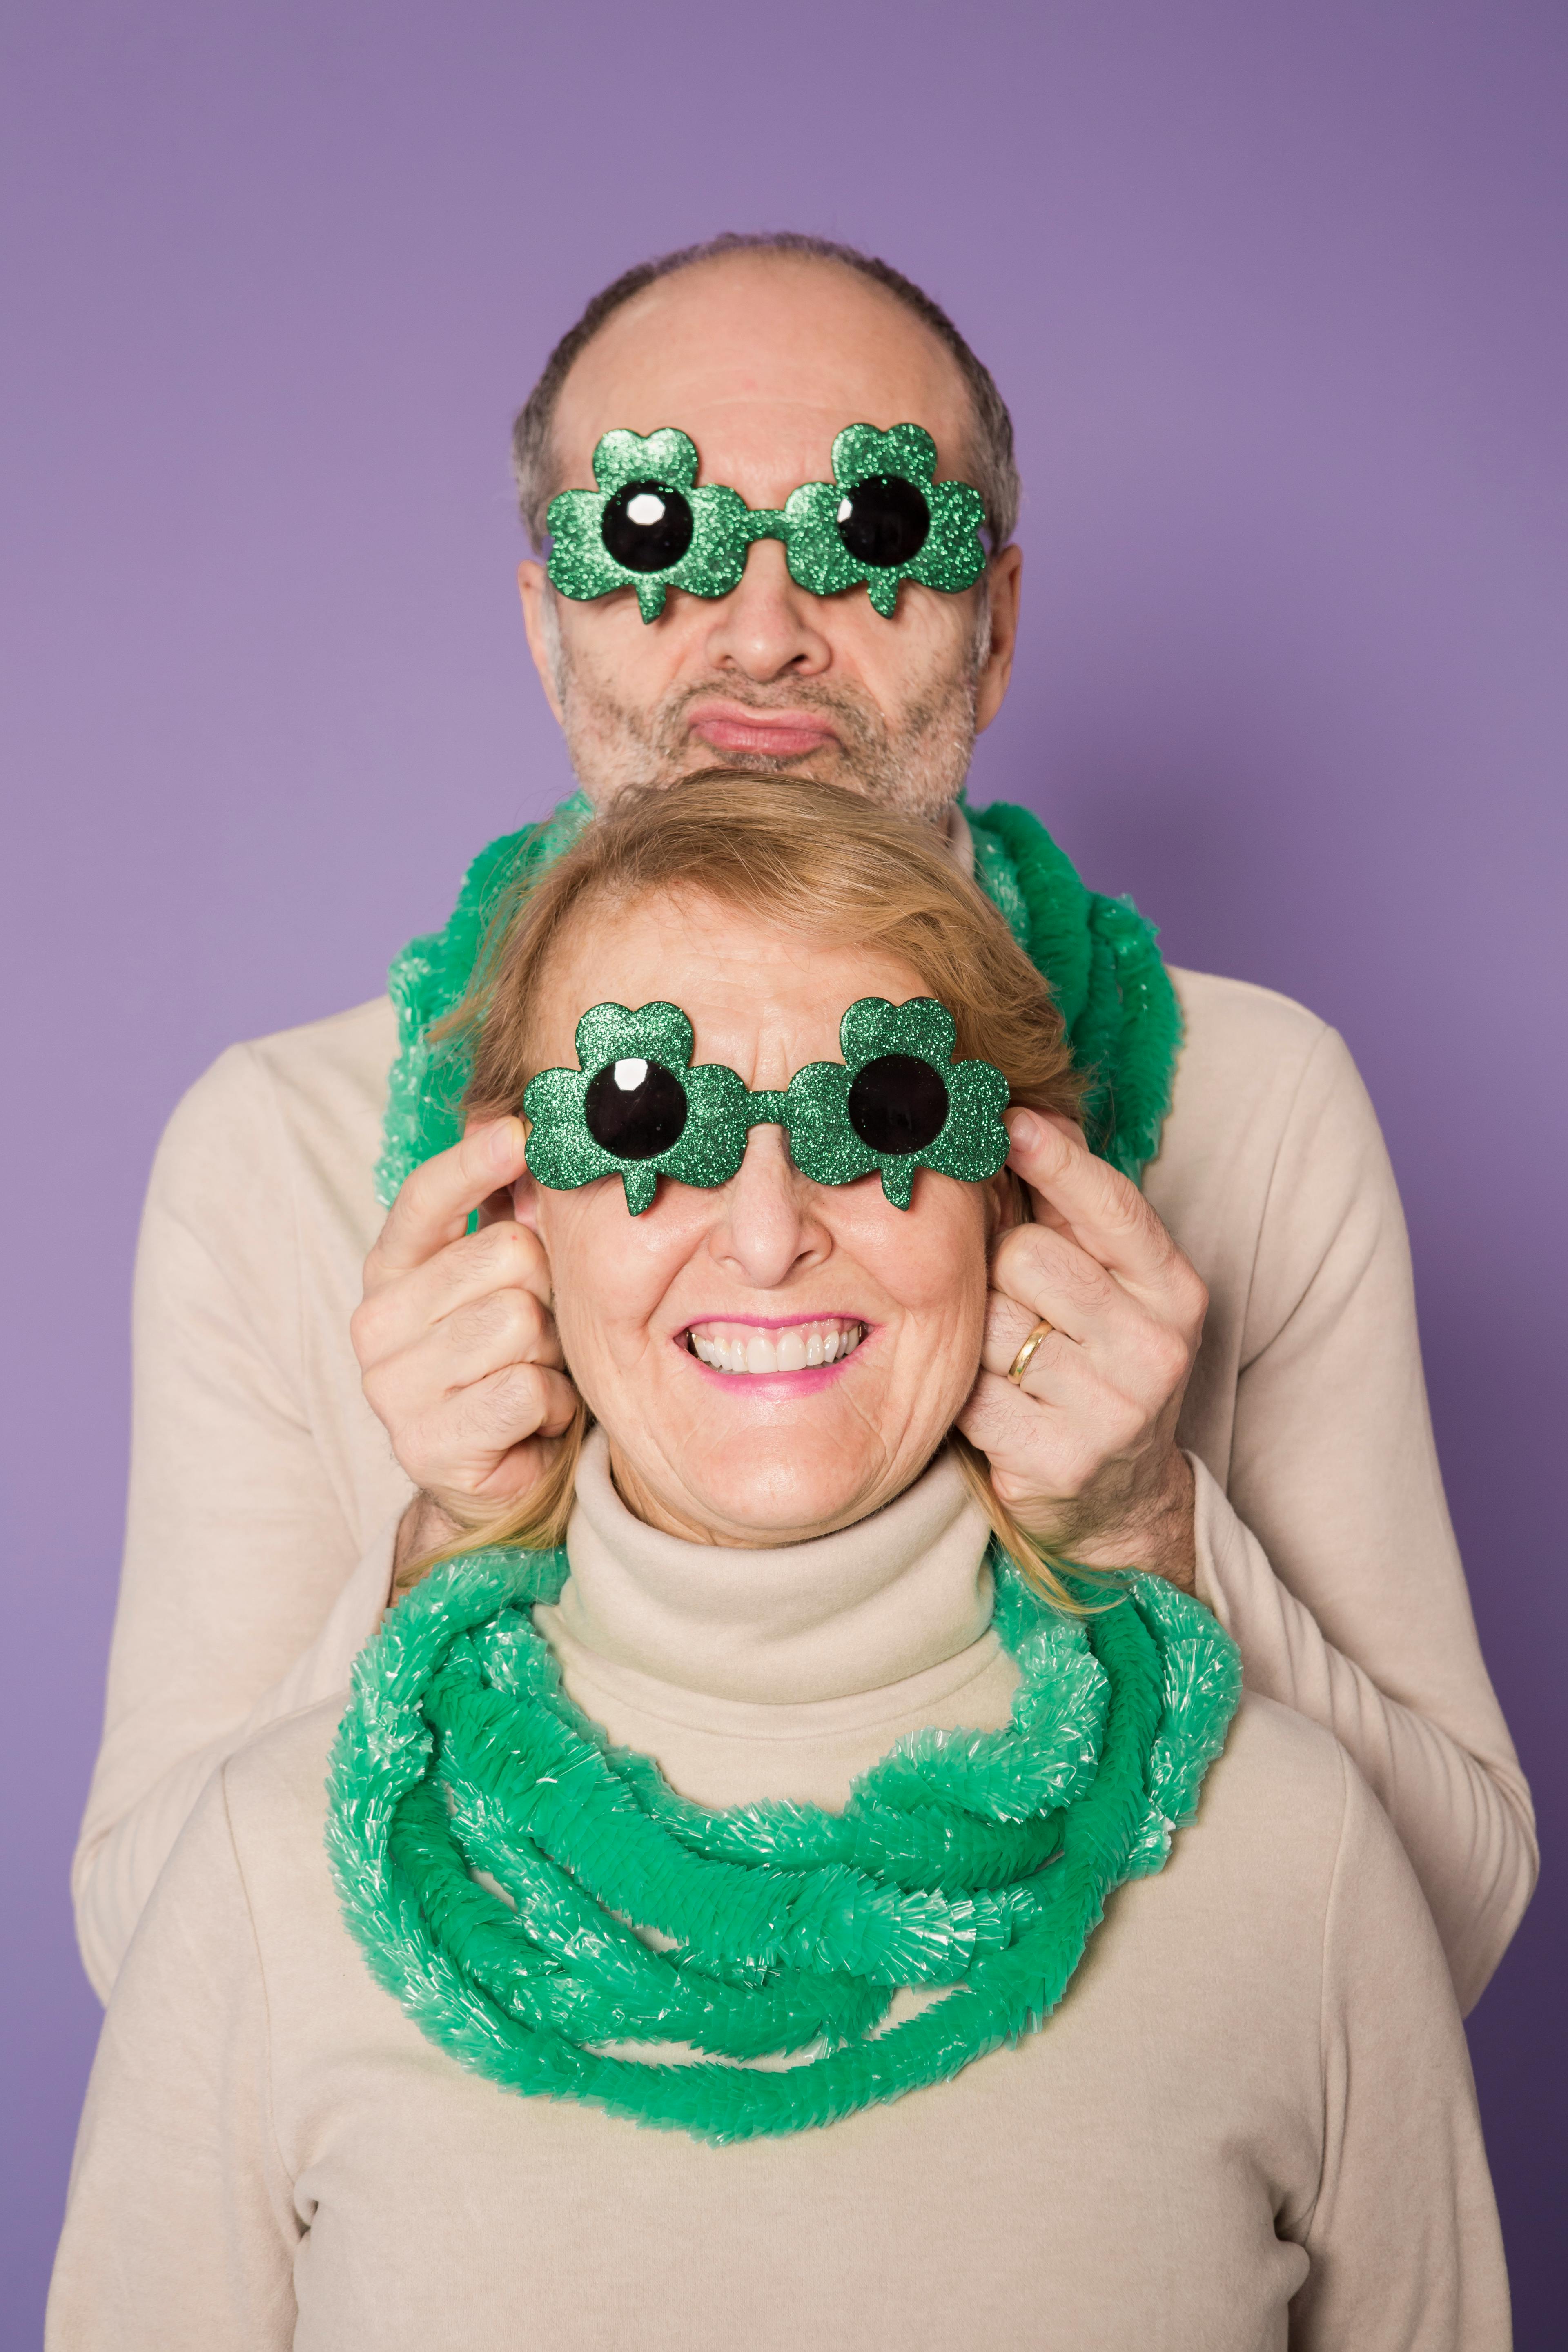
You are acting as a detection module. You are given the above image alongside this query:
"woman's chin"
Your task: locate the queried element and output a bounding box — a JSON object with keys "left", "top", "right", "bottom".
{"left": 625, "top": 1432, "right": 911, "bottom": 1549}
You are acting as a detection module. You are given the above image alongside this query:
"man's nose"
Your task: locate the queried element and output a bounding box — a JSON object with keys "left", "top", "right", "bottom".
{"left": 700, "top": 537, "right": 833, "bottom": 682}
{"left": 709, "top": 1123, "right": 828, "bottom": 1288}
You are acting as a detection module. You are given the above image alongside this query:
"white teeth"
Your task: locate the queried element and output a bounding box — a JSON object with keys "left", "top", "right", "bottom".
{"left": 687, "top": 1321, "right": 864, "bottom": 1376}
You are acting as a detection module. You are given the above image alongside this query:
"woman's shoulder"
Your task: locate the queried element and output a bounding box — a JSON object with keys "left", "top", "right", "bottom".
{"left": 217, "top": 1694, "right": 348, "bottom": 1854}
{"left": 1175, "top": 1688, "right": 1426, "bottom": 1953}
{"left": 1199, "top": 1687, "right": 1352, "bottom": 1846}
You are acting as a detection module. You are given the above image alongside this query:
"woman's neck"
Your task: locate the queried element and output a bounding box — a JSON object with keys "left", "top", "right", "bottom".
{"left": 545, "top": 1428, "right": 994, "bottom": 1706}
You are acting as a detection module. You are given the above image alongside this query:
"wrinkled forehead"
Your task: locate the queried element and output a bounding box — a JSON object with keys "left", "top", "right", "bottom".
{"left": 528, "top": 889, "right": 928, "bottom": 1084}
{"left": 550, "top": 256, "right": 978, "bottom": 513}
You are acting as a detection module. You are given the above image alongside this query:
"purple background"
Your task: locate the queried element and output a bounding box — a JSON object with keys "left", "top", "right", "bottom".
{"left": 3, "top": 1, "right": 1564, "bottom": 2339}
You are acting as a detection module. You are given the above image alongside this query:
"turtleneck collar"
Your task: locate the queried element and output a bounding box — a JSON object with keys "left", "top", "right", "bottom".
{"left": 541, "top": 1427, "right": 995, "bottom": 1708}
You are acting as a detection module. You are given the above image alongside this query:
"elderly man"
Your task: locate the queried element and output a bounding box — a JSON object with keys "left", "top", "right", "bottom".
{"left": 74, "top": 232, "right": 1532, "bottom": 2012}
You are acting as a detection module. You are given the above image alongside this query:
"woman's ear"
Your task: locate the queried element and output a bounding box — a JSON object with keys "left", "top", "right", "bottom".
{"left": 510, "top": 1167, "right": 544, "bottom": 1236}
{"left": 985, "top": 1167, "right": 1029, "bottom": 1241}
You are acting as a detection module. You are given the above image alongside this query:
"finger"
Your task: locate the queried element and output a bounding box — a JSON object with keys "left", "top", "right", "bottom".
{"left": 365, "top": 1118, "right": 529, "bottom": 1284}
{"left": 396, "top": 1361, "right": 581, "bottom": 1495}
{"left": 454, "top": 1426, "right": 579, "bottom": 1515}
{"left": 980, "top": 1243, "right": 1194, "bottom": 1430}
{"left": 363, "top": 1287, "right": 564, "bottom": 1428}
{"left": 1004, "top": 1110, "right": 1203, "bottom": 1318}
{"left": 354, "top": 1218, "right": 554, "bottom": 1366}
{"left": 979, "top": 1293, "right": 1075, "bottom": 1382}
{"left": 958, "top": 1365, "right": 1145, "bottom": 1501}
{"left": 987, "top": 1219, "right": 1191, "bottom": 1362}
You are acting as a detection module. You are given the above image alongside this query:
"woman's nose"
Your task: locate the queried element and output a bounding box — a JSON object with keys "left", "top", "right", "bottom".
{"left": 700, "top": 537, "right": 833, "bottom": 682}
{"left": 709, "top": 1123, "right": 828, "bottom": 1288}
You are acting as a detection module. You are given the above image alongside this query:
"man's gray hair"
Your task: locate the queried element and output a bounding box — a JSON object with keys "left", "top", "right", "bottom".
{"left": 511, "top": 232, "right": 1020, "bottom": 556}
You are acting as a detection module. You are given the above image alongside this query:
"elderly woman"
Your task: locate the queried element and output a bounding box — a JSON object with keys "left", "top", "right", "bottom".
{"left": 49, "top": 775, "right": 1505, "bottom": 2350}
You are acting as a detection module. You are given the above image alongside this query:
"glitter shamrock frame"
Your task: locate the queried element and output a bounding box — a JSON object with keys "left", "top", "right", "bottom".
{"left": 522, "top": 996, "right": 1012, "bottom": 1215}
{"left": 779, "top": 996, "right": 1011, "bottom": 1207}
{"left": 777, "top": 425, "right": 988, "bottom": 617}
{"left": 546, "top": 425, "right": 987, "bottom": 622}
{"left": 521, "top": 1001, "right": 752, "bottom": 1214}
{"left": 543, "top": 431, "right": 755, "bottom": 622}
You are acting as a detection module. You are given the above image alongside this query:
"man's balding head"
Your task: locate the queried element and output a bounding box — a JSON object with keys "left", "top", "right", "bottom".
{"left": 512, "top": 235, "right": 1025, "bottom": 822}
{"left": 512, "top": 233, "right": 1019, "bottom": 555}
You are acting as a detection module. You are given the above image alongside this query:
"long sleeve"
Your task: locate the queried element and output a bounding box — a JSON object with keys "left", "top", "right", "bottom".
{"left": 48, "top": 1768, "right": 301, "bottom": 2350}
{"left": 1154, "top": 976, "right": 1536, "bottom": 2010}
{"left": 1288, "top": 1752, "right": 1510, "bottom": 2348}
{"left": 1192, "top": 1462, "right": 1527, "bottom": 2016}
{"left": 73, "top": 1007, "right": 410, "bottom": 1998}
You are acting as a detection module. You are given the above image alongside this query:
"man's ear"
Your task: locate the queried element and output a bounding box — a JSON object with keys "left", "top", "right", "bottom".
{"left": 518, "top": 562, "right": 567, "bottom": 726}
{"left": 974, "top": 544, "right": 1022, "bottom": 733}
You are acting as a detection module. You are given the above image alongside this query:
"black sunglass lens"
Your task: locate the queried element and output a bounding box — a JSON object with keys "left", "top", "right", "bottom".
{"left": 601, "top": 481, "right": 695, "bottom": 574}
{"left": 584, "top": 1058, "right": 688, "bottom": 1159}
{"left": 835, "top": 474, "right": 930, "bottom": 569}
{"left": 847, "top": 1054, "right": 949, "bottom": 1157}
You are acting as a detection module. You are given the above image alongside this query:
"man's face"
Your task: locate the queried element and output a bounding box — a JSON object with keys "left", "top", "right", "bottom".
{"left": 518, "top": 254, "right": 1022, "bottom": 823}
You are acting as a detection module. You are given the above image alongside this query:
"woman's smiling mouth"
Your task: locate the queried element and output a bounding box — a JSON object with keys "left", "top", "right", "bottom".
{"left": 684, "top": 1317, "right": 866, "bottom": 1375}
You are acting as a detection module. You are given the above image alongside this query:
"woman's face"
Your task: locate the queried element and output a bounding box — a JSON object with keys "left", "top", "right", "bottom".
{"left": 513, "top": 890, "right": 1007, "bottom": 1547}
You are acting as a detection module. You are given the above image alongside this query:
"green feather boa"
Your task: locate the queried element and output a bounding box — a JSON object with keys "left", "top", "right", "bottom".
{"left": 374, "top": 792, "right": 1182, "bottom": 1207}
{"left": 326, "top": 1548, "right": 1238, "bottom": 2142}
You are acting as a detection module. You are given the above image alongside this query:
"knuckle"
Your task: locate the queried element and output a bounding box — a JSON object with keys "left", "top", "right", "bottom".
{"left": 1144, "top": 1323, "right": 1192, "bottom": 1393}
{"left": 1176, "top": 1263, "right": 1209, "bottom": 1330}
{"left": 447, "top": 1288, "right": 509, "bottom": 1352}
{"left": 388, "top": 1408, "right": 444, "bottom": 1485}
{"left": 457, "top": 1364, "right": 546, "bottom": 1444}
{"left": 483, "top": 1219, "right": 543, "bottom": 1289}
{"left": 1051, "top": 1250, "right": 1111, "bottom": 1315}
{"left": 476, "top": 1287, "right": 541, "bottom": 1354}
{"left": 473, "top": 1216, "right": 520, "bottom": 1271}
{"left": 1107, "top": 1398, "right": 1148, "bottom": 1453}
{"left": 987, "top": 1229, "right": 1030, "bottom": 1294}
{"left": 503, "top": 1351, "right": 550, "bottom": 1406}
{"left": 349, "top": 1294, "right": 381, "bottom": 1361}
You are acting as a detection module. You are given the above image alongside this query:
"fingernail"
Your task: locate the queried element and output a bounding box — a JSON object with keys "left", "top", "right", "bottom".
{"left": 1008, "top": 1109, "right": 1042, "bottom": 1152}
{"left": 490, "top": 1117, "right": 519, "bottom": 1167}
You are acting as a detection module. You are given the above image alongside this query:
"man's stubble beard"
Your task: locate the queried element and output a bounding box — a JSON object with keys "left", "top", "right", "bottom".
{"left": 539, "top": 584, "right": 989, "bottom": 826}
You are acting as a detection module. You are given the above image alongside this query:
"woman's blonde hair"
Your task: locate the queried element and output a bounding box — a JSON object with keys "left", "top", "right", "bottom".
{"left": 410, "top": 769, "right": 1094, "bottom": 1608}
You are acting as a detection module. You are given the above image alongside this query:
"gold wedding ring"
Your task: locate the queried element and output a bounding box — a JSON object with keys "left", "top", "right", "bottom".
{"left": 1006, "top": 1319, "right": 1054, "bottom": 1385}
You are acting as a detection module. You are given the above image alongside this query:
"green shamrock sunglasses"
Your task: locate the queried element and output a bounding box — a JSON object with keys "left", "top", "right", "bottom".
{"left": 545, "top": 424, "right": 987, "bottom": 621}
{"left": 522, "top": 996, "right": 1012, "bottom": 1215}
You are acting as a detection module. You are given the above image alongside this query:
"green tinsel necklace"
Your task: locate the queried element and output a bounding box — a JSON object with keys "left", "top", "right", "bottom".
{"left": 374, "top": 791, "right": 1183, "bottom": 1206}
{"left": 326, "top": 1544, "right": 1239, "bottom": 2143}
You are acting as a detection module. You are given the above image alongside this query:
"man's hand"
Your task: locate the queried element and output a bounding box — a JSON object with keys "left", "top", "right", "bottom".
{"left": 352, "top": 1118, "right": 579, "bottom": 1570}
{"left": 958, "top": 1111, "right": 1207, "bottom": 1589}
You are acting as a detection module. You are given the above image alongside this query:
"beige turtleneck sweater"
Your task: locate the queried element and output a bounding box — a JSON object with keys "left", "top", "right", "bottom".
{"left": 49, "top": 1437, "right": 1508, "bottom": 2351}
{"left": 71, "top": 952, "right": 1535, "bottom": 2013}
